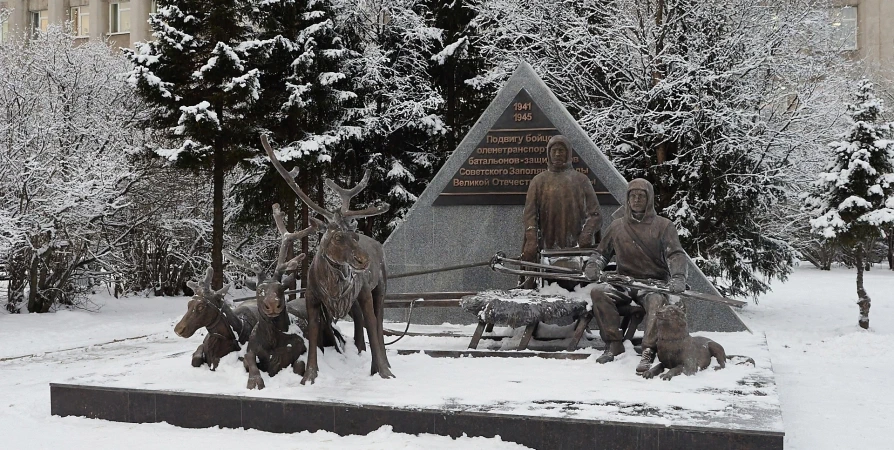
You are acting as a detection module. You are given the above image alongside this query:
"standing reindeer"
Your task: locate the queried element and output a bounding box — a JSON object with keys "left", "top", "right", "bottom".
{"left": 262, "top": 136, "right": 393, "bottom": 385}
{"left": 174, "top": 267, "right": 258, "bottom": 370}
{"left": 238, "top": 203, "right": 317, "bottom": 390}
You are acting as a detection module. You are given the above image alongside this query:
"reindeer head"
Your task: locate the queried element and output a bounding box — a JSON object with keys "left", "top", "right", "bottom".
{"left": 175, "top": 267, "right": 231, "bottom": 338}
{"left": 261, "top": 136, "right": 389, "bottom": 272}
{"left": 320, "top": 222, "right": 370, "bottom": 271}
{"left": 227, "top": 202, "right": 318, "bottom": 319}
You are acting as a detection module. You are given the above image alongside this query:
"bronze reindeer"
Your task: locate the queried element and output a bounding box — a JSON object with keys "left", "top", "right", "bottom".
{"left": 174, "top": 267, "right": 258, "bottom": 370}
{"left": 262, "top": 136, "right": 393, "bottom": 385}
{"left": 239, "top": 203, "right": 319, "bottom": 390}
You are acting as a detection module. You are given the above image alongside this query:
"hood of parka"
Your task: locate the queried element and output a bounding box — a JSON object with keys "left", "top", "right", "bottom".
{"left": 546, "top": 135, "right": 574, "bottom": 172}
{"left": 612, "top": 178, "right": 657, "bottom": 223}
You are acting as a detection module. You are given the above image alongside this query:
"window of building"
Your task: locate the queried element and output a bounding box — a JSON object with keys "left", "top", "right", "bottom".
{"left": 31, "top": 10, "right": 48, "bottom": 34}
{"left": 150, "top": 0, "right": 158, "bottom": 14}
{"left": 832, "top": 6, "right": 858, "bottom": 51}
{"left": 70, "top": 6, "right": 90, "bottom": 37}
{"left": 109, "top": 1, "right": 131, "bottom": 34}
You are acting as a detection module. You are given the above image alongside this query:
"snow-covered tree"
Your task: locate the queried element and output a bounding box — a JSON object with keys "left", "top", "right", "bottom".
{"left": 126, "top": 0, "right": 260, "bottom": 289}
{"left": 332, "top": 0, "right": 446, "bottom": 239}
{"left": 427, "top": 0, "right": 492, "bottom": 153}
{"left": 808, "top": 79, "right": 894, "bottom": 329}
{"left": 0, "top": 27, "right": 145, "bottom": 312}
{"left": 471, "top": 0, "right": 850, "bottom": 298}
{"left": 109, "top": 159, "right": 215, "bottom": 297}
{"left": 227, "top": 0, "right": 360, "bottom": 280}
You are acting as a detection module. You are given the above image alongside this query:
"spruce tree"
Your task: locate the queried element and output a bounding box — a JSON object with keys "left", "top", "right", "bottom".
{"left": 333, "top": 0, "right": 446, "bottom": 240}
{"left": 606, "top": 0, "right": 799, "bottom": 299}
{"left": 808, "top": 79, "right": 894, "bottom": 329}
{"left": 233, "top": 0, "right": 357, "bottom": 279}
{"left": 427, "top": 0, "right": 491, "bottom": 154}
{"left": 126, "top": 0, "right": 259, "bottom": 288}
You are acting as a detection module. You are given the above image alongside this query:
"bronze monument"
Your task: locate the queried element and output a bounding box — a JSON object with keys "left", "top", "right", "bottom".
{"left": 174, "top": 267, "right": 258, "bottom": 370}
{"left": 520, "top": 135, "right": 601, "bottom": 288}
{"left": 584, "top": 178, "right": 687, "bottom": 374}
{"left": 641, "top": 304, "right": 728, "bottom": 380}
{"left": 263, "top": 137, "right": 393, "bottom": 385}
{"left": 241, "top": 203, "right": 316, "bottom": 390}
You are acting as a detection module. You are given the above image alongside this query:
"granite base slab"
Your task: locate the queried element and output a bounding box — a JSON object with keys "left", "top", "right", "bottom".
{"left": 50, "top": 383, "right": 782, "bottom": 450}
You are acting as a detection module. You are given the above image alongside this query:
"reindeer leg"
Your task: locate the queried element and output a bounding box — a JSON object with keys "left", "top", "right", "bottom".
{"left": 301, "top": 296, "right": 321, "bottom": 385}
{"left": 287, "top": 333, "right": 307, "bottom": 376}
{"left": 709, "top": 341, "right": 727, "bottom": 370}
{"left": 660, "top": 366, "right": 684, "bottom": 381}
{"left": 244, "top": 349, "right": 265, "bottom": 390}
{"left": 191, "top": 343, "right": 205, "bottom": 368}
{"left": 350, "top": 301, "right": 365, "bottom": 354}
{"left": 641, "top": 362, "right": 664, "bottom": 379}
{"left": 359, "top": 288, "right": 394, "bottom": 379}
{"left": 271, "top": 332, "right": 306, "bottom": 377}
{"left": 372, "top": 283, "right": 391, "bottom": 369}
{"left": 268, "top": 345, "right": 285, "bottom": 377}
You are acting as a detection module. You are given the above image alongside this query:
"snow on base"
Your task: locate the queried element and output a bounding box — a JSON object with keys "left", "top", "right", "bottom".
{"left": 54, "top": 320, "right": 782, "bottom": 434}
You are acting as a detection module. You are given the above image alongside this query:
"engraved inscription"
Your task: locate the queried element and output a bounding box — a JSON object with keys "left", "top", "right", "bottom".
{"left": 435, "top": 88, "right": 617, "bottom": 206}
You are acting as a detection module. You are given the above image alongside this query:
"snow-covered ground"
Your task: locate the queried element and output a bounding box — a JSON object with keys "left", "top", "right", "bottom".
{"left": 737, "top": 263, "right": 894, "bottom": 450}
{"left": 0, "top": 263, "right": 892, "bottom": 449}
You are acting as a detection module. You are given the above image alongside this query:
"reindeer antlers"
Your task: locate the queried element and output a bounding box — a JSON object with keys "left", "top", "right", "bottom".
{"left": 261, "top": 136, "right": 333, "bottom": 222}
{"left": 187, "top": 267, "right": 230, "bottom": 297}
{"left": 324, "top": 170, "right": 391, "bottom": 219}
{"left": 262, "top": 136, "right": 390, "bottom": 223}
{"left": 272, "top": 203, "right": 321, "bottom": 281}
{"left": 224, "top": 250, "right": 266, "bottom": 284}
{"left": 272, "top": 203, "right": 320, "bottom": 242}
{"left": 325, "top": 170, "right": 370, "bottom": 214}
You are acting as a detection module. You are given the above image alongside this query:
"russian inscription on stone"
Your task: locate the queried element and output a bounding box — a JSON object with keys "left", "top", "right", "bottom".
{"left": 434, "top": 88, "right": 618, "bottom": 206}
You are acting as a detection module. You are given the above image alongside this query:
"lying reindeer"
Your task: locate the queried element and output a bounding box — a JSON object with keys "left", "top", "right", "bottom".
{"left": 174, "top": 267, "right": 258, "bottom": 370}
{"left": 238, "top": 203, "right": 319, "bottom": 390}
{"left": 263, "top": 136, "right": 393, "bottom": 385}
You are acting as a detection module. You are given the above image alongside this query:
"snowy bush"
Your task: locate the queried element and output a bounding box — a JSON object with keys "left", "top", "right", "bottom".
{"left": 0, "top": 27, "right": 147, "bottom": 312}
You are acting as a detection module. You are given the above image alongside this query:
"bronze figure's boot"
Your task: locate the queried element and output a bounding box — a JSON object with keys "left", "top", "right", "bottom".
{"left": 595, "top": 341, "right": 625, "bottom": 364}
{"left": 636, "top": 348, "right": 656, "bottom": 374}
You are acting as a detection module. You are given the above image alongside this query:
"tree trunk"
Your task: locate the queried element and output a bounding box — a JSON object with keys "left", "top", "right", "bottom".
{"left": 887, "top": 228, "right": 893, "bottom": 270}
{"left": 26, "top": 250, "right": 40, "bottom": 313}
{"left": 447, "top": 64, "right": 457, "bottom": 152}
{"left": 855, "top": 244, "right": 870, "bottom": 329}
{"left": 211, "top": 144, "right": 225, "bottom": 290}
{"left": 6, "top": 247, "right": 27, "bottom": 313}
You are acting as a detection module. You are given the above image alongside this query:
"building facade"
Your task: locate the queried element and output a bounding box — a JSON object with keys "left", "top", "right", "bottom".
{"left": 0, "top": 0, "right": 154, "bottom": 48}
{"left": 0, "top": 0, "right": 892, "bottom": 74}
{"left": 834, "top": 0, "right": 894, "bottom": 75}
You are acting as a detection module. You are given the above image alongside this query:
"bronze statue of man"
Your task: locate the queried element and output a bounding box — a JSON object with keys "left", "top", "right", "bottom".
{"left": 520, "top": 135, "right": 601, "bottom": 288}
{"left": 584, "top": 178, "right": 687, "bottom": 374}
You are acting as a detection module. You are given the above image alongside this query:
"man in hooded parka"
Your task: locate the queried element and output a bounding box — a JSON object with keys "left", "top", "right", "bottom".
{"left": 584, "top": 178, "right": 688, "bottom": 374}
{"left": 520, "top": 135, "right": 602, "bottom": 288}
